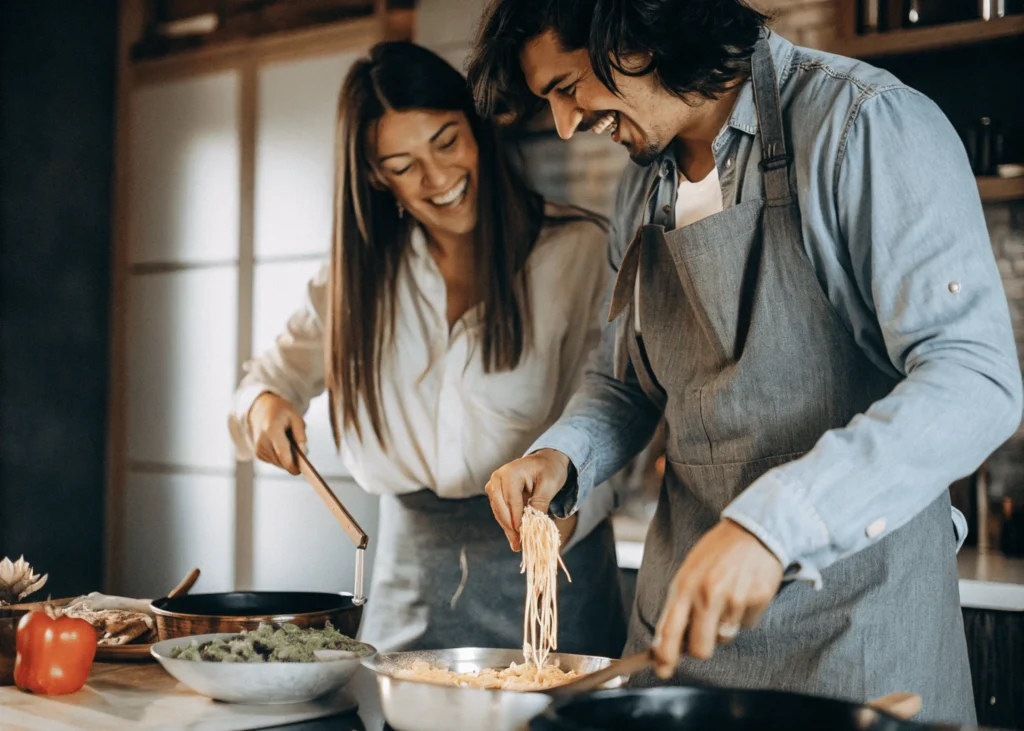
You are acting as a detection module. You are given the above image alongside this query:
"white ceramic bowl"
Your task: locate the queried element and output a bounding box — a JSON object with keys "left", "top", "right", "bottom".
{"left": 151, "top": 632, "right": 374, "bottom": 705}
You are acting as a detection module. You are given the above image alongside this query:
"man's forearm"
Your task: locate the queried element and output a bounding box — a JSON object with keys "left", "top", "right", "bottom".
{"left": 530, "top": 366, "right": 663, "bottom": 518}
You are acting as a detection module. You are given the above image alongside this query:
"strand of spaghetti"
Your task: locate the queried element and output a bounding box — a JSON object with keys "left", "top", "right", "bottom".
{"left": 557, "top": 554, "right": 571, "bottom": 581}
{"left": 519, "top": 505, "right": 569, "bottom": 671}
{"left": 449, "top": 546, "right": 468, "bottom": 611}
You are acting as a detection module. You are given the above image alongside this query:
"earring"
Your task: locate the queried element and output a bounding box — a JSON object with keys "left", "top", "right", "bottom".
{"left": 397, "top": 202, "right": 405, "bottom": 219}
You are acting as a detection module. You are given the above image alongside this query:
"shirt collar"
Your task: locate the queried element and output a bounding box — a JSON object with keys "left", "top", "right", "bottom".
{"left": 409, "top": 223, "right": 431, "bottom": 260}
{"left": 721, "top": 29, "right": 795, "bottom": 139}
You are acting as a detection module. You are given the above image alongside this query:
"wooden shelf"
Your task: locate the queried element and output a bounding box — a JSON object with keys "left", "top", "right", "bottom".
{"left": 828, "top": 15, "right": 1024, "bottom": 59}
{"left": 978, "top": 175, "right": 1024, "bottom": 203}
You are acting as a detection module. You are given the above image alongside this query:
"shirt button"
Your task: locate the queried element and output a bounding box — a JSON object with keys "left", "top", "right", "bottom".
{"left": 662, "top": 204, "right": 672, "bottom": 214}
{"left": 659, "top": 160, "right": 672, "bottom": 178}
{"left": 726, "top": 158, "right": 734, "bottom": 168}
{"left": 949, "top": 281, "right": 961, "bottom": 294}
{"left": 866, "top": 518, "right": 887, "bottom": 539}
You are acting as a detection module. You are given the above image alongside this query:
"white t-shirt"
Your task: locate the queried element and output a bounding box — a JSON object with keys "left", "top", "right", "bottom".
{"left": 635, "top": 166, "right": 724, "bottom": 333}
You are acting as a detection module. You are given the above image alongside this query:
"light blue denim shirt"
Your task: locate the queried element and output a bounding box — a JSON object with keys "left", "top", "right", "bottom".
{"left": 531, "top": 31, "right": 1023, "bottom": 588}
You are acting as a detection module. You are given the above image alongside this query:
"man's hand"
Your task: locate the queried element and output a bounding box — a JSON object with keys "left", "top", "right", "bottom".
{"left": 484, "top": 449, "right": 571, "bottom": 551}
{"left": 653, "top": 519, "right": 783, "bottom": 677}
{"left": 247, "top": 392, "right": 307, "bottom": 475}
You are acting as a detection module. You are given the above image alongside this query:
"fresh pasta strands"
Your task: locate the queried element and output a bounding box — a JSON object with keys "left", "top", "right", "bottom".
{"left": 520, "top": 505, "right": 571, "bottom": 671}
{"left": 395, "top": 658, "right": 580, "bottom": 691}
{"left": 449, "top": 545, "right": 469, "bottom": 611}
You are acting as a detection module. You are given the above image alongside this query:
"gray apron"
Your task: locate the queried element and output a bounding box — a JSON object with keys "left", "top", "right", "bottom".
{"left": 358, "top": 489, "right": 627, "bottom": 657}
{"left": 608, "top": 38, "right": 976, "bottom": 725}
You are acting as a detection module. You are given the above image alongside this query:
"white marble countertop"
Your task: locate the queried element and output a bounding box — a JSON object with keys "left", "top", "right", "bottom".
{"left": 612, "top": 518, "right": 1024, "bottom": 612}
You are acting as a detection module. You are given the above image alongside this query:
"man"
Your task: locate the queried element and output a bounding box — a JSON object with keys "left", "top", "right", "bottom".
{"left": 467, "top": 0, "right": 1023, "bottom": 723}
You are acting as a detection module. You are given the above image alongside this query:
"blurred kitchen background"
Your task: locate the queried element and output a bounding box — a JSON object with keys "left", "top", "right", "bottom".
{"left": 2, "top": 0, "right": 1023, "bottom": 655}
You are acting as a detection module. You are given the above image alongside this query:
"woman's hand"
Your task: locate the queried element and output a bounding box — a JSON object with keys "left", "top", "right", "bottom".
{"left": 247, "top": 392, "right": 307, "bottom": 475}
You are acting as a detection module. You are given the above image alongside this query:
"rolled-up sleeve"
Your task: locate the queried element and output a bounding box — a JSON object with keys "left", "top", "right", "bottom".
{"left": 228, "top": 264, "right": 331, "bottom": 460}
{"left": 723, "top": 88, "right": 1023, "bottom": 587}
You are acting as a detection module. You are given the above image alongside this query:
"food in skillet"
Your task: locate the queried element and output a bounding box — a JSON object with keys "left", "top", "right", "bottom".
{"left": 395, "top": 658, "right": 580, "bottom": 691}
{"left": 169, "top": 622, "right": 372, "bottom": 663}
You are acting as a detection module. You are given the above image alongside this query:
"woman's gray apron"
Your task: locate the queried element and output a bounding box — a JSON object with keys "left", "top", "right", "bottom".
{"left": 607, "top": 38, "right": 976, "bottom": 724}
{"left": 357, "top": 489, "right": 627, "bottom": 658}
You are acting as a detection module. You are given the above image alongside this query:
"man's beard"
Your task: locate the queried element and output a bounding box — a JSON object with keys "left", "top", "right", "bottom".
{"left": 629, "top": 139, "right": 662, "bottom": 167}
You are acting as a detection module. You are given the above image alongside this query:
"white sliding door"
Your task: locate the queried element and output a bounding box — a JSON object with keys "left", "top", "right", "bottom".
{"left": 116, "top": 45, "right": 379, "bottom": 598}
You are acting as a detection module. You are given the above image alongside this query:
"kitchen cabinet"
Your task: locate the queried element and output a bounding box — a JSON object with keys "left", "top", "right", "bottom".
{"left": 120, "top": 472, "right": 236, "bottom": 597}
{"left": 109, "top": 2, "right": 387, "bottom": 595}
{"left": 125, "top": 267, "right": 239, "bottom": 470}
{"left": 254, "top": 52, "right": 362, "bottom": 260}
{"left": 128, "top": 71, "right": 241, "bottom": 265}
{"left": 963, "top": 607, "right": 1024, "bottom": 730}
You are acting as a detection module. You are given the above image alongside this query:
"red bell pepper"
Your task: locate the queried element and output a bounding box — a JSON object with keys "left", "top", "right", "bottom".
{"left": 14, "top": 606, "right": 97, "bottom": 695}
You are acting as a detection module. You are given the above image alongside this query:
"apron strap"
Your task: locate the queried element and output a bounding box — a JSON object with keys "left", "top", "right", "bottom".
{"left": 607, "top": 170, "right": 668, "bottom": 324}
{"left": 750, "top": 37, "right": 792, "bottom": 206}
{"left": 648, "top": 156, "right": 678, "bottom": 230}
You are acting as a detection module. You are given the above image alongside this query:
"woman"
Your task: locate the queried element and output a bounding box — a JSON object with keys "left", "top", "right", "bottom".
{"left": 228, "top": 41, "right": 626, "bottom": 656}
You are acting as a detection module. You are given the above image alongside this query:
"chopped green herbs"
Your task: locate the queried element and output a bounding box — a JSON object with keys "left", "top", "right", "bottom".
{"left": 168, "top": 622, "right": 370, "bottom": 663}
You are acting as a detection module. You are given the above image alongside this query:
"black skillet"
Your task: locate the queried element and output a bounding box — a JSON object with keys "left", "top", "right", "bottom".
{"left": 530, "top": 686, "right": 974, "bottom": 731}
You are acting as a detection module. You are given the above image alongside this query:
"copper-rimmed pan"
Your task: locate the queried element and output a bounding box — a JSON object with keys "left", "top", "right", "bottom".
{"left": 150, "top": 590, "right": 365, "bottom": 640}
{"left": 151, "top": 434, "right": 369, "bottom": 641}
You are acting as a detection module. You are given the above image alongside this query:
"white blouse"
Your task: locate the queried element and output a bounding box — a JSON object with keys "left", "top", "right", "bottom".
{"left": 228, "top": 202, "right": 620, "bottom": 548}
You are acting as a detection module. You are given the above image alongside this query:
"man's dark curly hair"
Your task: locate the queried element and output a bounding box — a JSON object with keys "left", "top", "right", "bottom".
{"left": 467, "top": 0, "right": 769, "bottom": 124}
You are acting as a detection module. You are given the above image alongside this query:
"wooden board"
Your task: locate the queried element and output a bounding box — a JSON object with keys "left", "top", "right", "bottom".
{"left": 96, "top": 643, "right": 155, "bottom": 663}
{"left": 0, "top": 662, "right": 358, "bottom": 731}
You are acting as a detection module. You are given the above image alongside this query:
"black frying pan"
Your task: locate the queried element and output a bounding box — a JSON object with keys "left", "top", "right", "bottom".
{"left": 530, "top": 687, "right": 970, "bottom": 731}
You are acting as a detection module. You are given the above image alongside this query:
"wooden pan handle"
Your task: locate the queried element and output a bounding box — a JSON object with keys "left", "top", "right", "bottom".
{"left": 287, "top": 429, "right": 368, "bottom": 549}
{"left": 167, "top": 568, "right": 200, "bottom": 599}
{"left": 867, "top": 692, "right": 922, "bottom": 719}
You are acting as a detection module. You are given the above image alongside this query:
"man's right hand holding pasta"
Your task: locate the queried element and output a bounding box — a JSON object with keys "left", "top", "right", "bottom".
{"left": 485, "top": 449, "right": 574, "bottom": 553}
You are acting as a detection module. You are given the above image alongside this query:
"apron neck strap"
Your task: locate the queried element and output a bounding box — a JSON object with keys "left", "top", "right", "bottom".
{"left": 750, "top": 36, "right": 792, "bottom": 204}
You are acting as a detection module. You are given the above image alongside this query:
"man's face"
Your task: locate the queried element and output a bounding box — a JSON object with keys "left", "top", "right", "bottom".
{"left": 520, "top": 30, "right": 685, "bottom": 166}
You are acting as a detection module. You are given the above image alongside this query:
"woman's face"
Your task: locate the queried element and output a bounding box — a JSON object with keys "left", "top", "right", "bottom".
{"left": 372, "top": 109, "right": 480, "bottom": 238}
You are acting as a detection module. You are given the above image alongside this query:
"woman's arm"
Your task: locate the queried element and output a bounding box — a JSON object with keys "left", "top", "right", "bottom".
{"left": 228, "top": 264, "right": 331, "bottom": 464}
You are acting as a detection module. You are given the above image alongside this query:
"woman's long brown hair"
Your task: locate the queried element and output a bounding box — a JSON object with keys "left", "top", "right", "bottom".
{"left": 326, "top": 42, "right": 603, "bottom": 450}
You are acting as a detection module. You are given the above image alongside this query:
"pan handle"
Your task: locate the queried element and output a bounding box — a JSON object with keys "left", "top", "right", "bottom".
{"left": 866, "top": 692, "right": 922, "bottom": 720}
{"left": 167, "top": 568, "right": 200, "bottom": 599}
{"left": 287, "top": 429, "right": 369, "bottom": 550}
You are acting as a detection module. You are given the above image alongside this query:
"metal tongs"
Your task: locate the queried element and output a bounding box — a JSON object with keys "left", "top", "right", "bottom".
{"left": 287, "top": 429, "right": 368, "bottom": 606}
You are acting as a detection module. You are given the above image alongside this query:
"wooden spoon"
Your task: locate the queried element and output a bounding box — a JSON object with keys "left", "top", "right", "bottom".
{"left": 545, "top": 648, "right": 655, "bottom": 699}
{"left": 167, "top": 568, "right": 200, "bottom": 599}
{"left": 866, "top": 692, "right": 923, "bottom": 719}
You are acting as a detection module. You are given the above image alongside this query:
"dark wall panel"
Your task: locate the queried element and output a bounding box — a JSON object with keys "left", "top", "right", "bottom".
{"left": 0, "top": 0, "right": 117, "bottom": 598}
